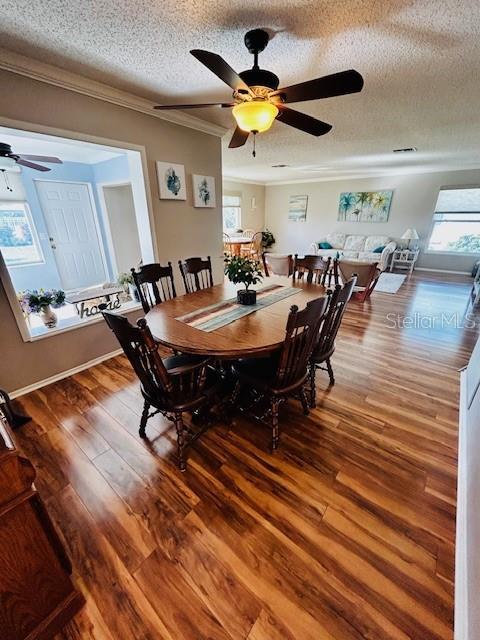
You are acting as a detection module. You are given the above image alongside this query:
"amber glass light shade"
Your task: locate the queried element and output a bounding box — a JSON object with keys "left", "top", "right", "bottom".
{"left": 232, "top": 101, "right": 279, "bottom": 133}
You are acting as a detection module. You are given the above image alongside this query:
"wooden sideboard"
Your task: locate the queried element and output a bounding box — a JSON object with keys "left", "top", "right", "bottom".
{"left": 0, "top": 407, "right": 84, "bottom": 639}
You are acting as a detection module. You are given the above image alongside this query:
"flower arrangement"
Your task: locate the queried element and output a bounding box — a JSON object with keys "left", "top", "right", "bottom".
{"left": 117, "top": 272, "right": 134, "bottom": 287}
{"left": 224, "top": 255, "right": 262, "bottom": 305}
{"left": 18, "top": 288, "right": 66, "bottom": 314}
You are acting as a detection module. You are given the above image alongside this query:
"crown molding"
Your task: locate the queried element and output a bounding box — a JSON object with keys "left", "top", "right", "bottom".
{"left": 264, "top": 164, "right": 480, "bottom": 186}
{"left": 0, "top": 47, "right": 228, "bottom": 138}
{"left": 222, "top": 176, "right": 266, "bottom": 186}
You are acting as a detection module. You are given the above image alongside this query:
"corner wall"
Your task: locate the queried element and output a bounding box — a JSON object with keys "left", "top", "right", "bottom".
{"left": 265, "top": 170, "right": 480, "bottom": 272}
{"left": 0, "top": 68, "right": 223, "bottom": 393}
{"left": 223, "top": 180, "right": 265, "bottom": 232}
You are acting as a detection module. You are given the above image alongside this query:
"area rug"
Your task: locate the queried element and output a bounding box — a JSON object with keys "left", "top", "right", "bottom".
{"left": 176, "top": 283, "right": 299, "bottom": 332}
{"left": 374, "top": 272, "right": 407, "bottom": 294}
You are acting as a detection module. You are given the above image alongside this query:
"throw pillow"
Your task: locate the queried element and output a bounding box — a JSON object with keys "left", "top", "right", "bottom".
{"left": 318, "top": 242, "right": 333, "bottom": 249}
{"left": 373, "top": 245, "right": 385, "bottom": 253}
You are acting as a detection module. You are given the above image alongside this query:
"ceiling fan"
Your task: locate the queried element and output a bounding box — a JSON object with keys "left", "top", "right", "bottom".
{"left": 0, "top": 142, "right": 63, "bottom": 172}
{"left": 154, "top": 29, "right": 364, "bottom": 156}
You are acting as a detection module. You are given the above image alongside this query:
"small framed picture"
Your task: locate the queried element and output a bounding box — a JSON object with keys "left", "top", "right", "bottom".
{"left": 192, "top": 175, "right": 216, "bottom": 208}
{"left": 156, "top": 161, "right": 187, "bottom": 200}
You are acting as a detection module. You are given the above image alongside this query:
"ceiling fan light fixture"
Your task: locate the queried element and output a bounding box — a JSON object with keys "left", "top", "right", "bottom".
{"left": 232, "top": 101, "right": 279, "bottom": 133}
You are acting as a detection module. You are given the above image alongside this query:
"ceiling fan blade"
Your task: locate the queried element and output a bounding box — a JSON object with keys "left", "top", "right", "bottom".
{"left": 278, "top": 70, "right": 364, "bottom": 104}
{"left": 190, "top": 49, "right": 252, "bottom": 93}
{"left": 228, "top": 127, "right": 249, "bottom": 148}
{"left": 16, "top": 158, "right": 51, "bottom": 171}
{"left": 17, "top": 154, "right": 62, "bottom": 164}
{"left": 154, "top": 102, "right": 234, "bottom": 110}
{"left": 276, "top": 106, "right": 332, "bottom": 136}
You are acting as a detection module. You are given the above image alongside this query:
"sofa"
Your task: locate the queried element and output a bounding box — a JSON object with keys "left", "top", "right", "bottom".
{"left": 309, "top": 234, "right": 396, "bottom": 271}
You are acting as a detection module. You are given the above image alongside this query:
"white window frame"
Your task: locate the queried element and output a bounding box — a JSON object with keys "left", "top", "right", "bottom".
{"left": 0, "top": 200, "right": 45, "bottom": 268}
{"left": 425, "top": 187, "right": 480, "bottom": 256}
{"left": 222, "top": 194, "right": 242, "bottom": 232}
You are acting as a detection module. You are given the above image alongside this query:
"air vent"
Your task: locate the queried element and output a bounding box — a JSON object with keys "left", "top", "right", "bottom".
{"left": 272, "top": 164, "right": 289, "bottom": 168}
{"left": 393, "top": 147, "right": 417, "bottom": 153}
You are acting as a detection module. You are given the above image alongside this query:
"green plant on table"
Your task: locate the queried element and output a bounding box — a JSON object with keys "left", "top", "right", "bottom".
{"left": 224, "top": 255, "right": 262, "bottom": 290}
{"left": 261, "top": 229, "right": 275, "bottom": 249}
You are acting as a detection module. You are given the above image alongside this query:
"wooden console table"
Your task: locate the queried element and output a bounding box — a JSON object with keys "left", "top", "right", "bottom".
{"left": 0, "top": 408, "right": 84, "bottom": 639}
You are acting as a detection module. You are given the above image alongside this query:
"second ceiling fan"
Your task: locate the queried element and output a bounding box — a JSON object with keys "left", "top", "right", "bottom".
{"left": 154, "top": 29, "right": 364, "bottom": 155}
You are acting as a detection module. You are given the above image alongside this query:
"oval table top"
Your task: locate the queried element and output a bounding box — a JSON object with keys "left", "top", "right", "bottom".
{"left": 227, "top": 237, "right": 252, "bottom": 245}
{"left": 145, "top": 276, "right": 326, "bottom": 358}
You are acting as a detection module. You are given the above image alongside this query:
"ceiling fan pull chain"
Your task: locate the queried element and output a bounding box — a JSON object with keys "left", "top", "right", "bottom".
{"left": 252, "top": 132, "right": 257, "bottom": 158}
{"left": 1, "top": 170, "right": 13, "bottom": 192}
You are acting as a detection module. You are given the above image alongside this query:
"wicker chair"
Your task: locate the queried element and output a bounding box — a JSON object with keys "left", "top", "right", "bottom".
{"left": 102, "top": 311, "right": 223, "bottom": 471}
{"left": 131, "top": 263, "right": 176, "bottom": 313}
{"left": 231, "top": 296, "right": 328, "bottom": 450}
{"left": 308, "top": 276, "right": 356, "bottom": 407}
{"left": 178, "top": 256, "right": 214, "bottom": 294}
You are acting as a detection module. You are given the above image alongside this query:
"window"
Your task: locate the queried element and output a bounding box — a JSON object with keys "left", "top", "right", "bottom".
{"left": 427, "top": 188, "right": 480, "bottom": 254}
{"left": 0, "top": 201, "right": 44, "bottom": 267}
{"left": 223, "top": 194, "right": 241, "bottom": 231}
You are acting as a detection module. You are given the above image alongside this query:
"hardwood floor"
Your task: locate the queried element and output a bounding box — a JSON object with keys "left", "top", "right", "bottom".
{"left": 15, "top": 272, "right": 480, "bottom": 639}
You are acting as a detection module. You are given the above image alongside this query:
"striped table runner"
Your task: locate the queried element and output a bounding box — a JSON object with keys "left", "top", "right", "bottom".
{"left": 176, "top": 283, "right": 299, "bottom": 332}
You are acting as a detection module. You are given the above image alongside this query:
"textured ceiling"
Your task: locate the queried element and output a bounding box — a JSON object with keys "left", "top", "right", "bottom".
{"left": 1, "top": 0, "right": 480, "bottom": 182}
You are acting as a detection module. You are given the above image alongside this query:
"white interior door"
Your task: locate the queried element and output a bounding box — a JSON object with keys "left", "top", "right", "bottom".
{"left": 36, "top": 181, "right": 107, "bottom": 290}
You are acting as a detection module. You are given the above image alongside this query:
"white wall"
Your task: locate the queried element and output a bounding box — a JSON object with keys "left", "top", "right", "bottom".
{"left": 223, "top": 180, "right": 265, "bottom": 232}
{"left": 265, "top": 169, "right": 480, "bottom": 272}
{"left": 102, "top": 184, "right": 142, "bottom": 275}
{"left": 456, "top": 335, "right": 480, "bottom": 639}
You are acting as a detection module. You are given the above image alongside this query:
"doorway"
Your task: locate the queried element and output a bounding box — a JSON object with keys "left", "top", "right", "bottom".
{"left": 99, "top": 182, "right": 142, "bottom": 276}
{"left": 35, "top": 180, "right": 108, "bottom": 290}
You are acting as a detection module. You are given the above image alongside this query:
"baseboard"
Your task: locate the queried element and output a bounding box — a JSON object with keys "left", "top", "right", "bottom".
{"left": 9, "top": 348, "right": 123, "bottom": 399}
{"left": 416, "top": 267, "right": 471, "bottom": 275}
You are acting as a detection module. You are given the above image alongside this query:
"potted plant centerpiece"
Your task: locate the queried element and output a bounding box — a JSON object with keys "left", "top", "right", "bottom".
{"left": 19, "top": 289, "right": 66, "bottom": 328}
{"left": 224, "top": 255, "right": 262, "bottom": 305}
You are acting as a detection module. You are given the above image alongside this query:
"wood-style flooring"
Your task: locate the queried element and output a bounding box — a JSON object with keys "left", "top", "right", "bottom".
{"left": 15, "top": 271, "right": 480, "bottom": 640}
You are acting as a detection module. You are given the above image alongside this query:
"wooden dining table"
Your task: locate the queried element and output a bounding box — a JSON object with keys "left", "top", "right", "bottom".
{"left": 145, "top": 276, "right": 327, "bottom": 359}
{"left": 227, "top": 236, "right": 252, "bottom": 256}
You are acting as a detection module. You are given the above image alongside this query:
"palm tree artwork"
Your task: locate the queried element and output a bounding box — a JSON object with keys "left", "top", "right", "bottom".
{"left": 338, "top": 190, "right": 393, "bottom": 222}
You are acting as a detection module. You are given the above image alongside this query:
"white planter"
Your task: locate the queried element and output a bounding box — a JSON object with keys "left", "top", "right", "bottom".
{"left": 38, "top": 305, "right": 58, "bottom": 328}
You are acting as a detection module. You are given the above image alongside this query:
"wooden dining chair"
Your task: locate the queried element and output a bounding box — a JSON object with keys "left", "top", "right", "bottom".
{"left": 335, "top": 259, "right": 380, "bottom": 302}
{"left": 131, "top": 262, "right": 176, "bottom": 313}
{"left": 178, "top": 256, "right": 214, "bottom": 294}
{"left": 101, "top": 310, "right": 223, "bottom": 471}
{"left": 262, "top": 252, "right": 293, "bottom": 276}
{"left": 293, "top": 254, "right": 331, "bottom": 285}
{"left": 231, "top": 296, "right": 328, "bottom": 451}
{"left": 308, "top": 276, "right": 356, "bottom": 407}
{"left": 223, "top": 232, "right": 233, "bottom": 256}
{"left": 241, "top": 230, "right": 262, "bottom": 259}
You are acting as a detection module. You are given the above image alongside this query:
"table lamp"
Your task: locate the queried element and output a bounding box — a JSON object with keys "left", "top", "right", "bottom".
{"left": 401, "top": 228, "right": 419, "bottom": 249}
